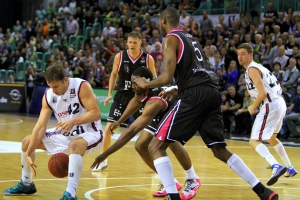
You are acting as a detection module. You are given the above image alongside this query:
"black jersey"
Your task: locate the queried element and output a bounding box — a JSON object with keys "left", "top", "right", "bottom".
{"left": 140, "top": 87, "right": 173, "bottom": 121}
{"left": 166, "top": 28, "right": 219, "bottom": 93}
{"left": 117, "top": 50, "right": 150, "bottom": 95}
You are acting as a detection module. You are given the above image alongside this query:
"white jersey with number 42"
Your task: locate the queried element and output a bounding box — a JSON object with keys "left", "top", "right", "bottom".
{"left": 45, "top": 78, "right": 102, "bottom": 136}
{"left": 245, "top": 61, "right": 282, "bottom": 102}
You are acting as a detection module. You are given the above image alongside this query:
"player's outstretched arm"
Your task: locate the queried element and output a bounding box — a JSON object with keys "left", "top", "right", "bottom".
{"left": 91, "top": 99, "right": 166, "bottom": 169}
{"left": 26, "top": 95, "right": 52, "bottom": 156}
{"left": 104, "top": 53, "right": 121, "bottom": 106}
{"left": 72, "top": 81, "right": 101, "bottom": 125}
{"left": 135, "top": 36, "right": 178, "bottom": 89}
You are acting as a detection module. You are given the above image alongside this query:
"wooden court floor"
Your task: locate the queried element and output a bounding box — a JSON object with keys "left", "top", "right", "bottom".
{"left": 0, "top": 114, "right": 299, "bottom": 200}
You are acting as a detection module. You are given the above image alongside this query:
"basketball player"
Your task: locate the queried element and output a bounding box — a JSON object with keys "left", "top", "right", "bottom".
{"left": 91, "top": 67, "right": 200, "bottom": 199}
{"left": 92, "top": 32, "right": 156, "bottom": 171}
{"left": 237, "top": 43, "right": 297, "bottom": 185}
{"left": 134, "top": 8, "right": 279, "bottom": 200}
{"left": 3, "top": 64, "right": 103, "bottom": 200}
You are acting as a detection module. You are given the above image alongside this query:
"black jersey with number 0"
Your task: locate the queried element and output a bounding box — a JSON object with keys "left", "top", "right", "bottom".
{"left": 117, "top": 50, "right": 150, "bottom": 95}
{"left": 166, "top": 28, "right": 218, "bottom": 93}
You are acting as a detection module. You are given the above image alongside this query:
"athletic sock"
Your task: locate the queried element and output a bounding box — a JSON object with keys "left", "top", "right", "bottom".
{"left": 66, "top": 154, "right": 82, "bottom": 197}
{"left": 21, "top": 151, "right": 35, "bottom": 184}
{"left": 255, "top": 143, "right": 278, "bottom": 166}
{"left": 185, "top": 166, "right": 197, "bottom": 180}
{"left": 154, "top": 156, "right": 178, "bottom": 194}
{"left": 227, "top": 154, "right": 260, "bottom": 187}
{"left": 273, "top": 142, "right": 292, "bottom": 168}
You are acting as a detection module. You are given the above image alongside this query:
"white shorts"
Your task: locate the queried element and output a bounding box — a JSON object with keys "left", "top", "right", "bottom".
{"left": 42, "top": 127, "right": 104, "bottom": 155}
{"left": 251, "top": 97, "right": 286, "bottom": 141}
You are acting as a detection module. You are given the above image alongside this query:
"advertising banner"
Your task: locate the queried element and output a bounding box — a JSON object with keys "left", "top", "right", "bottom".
{"left": 93, "top": 88, "right": 116, "bottom": 120}
{"left": 0, "top": 84, "right": 26, "bottom": 112}
{"left": 29, "top": 85, "right": 49, "bottom": 114}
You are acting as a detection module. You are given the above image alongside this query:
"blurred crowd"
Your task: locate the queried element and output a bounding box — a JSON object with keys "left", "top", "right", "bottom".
{"left": 1, "top": 0, "right": 300, "bottom": 139}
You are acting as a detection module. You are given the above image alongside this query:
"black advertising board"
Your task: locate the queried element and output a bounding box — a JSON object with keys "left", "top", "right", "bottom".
{"left": 0, "top": 84, "right": 26, "bottom": 112}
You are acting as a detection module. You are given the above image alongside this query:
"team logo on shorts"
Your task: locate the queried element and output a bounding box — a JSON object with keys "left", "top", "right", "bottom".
{"left": 70, "top": 89, "right": 76, "bottom": 98}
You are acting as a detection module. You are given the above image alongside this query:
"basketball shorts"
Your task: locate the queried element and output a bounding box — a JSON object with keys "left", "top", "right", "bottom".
{"left": 144, "top": 118, "right": 160, "bottom": 135}
{"left": 251, "top": 97, "right": 286, "bottom": 141}
{"left": 108, "top": 91, "right": 141, "bottom": 126}
{"left": 42, "top": 127, "right": 104, "bottom": 155}
{"left": 155, "top": 84, "right": 226, "bottom": 148}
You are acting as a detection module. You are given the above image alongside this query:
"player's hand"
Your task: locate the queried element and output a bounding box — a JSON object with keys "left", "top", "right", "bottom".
{"left": 134, "top": 77, "right": 148, "bottom": 89}
{"left": 109, "top": 121, "right": 120, "bottom": 134}
{"left": 104, "top": 96, "right": 112, "bottom": 106}
{"left": 248, "top": 104, "right": 255, "bottom": 115}
{"left": 25, "top": 154, "right": 37, "bottom": 177}
{"left": 56, "top": 119, "right": 74, "bottom": 136}
{"left": 159, "top": 89, "right": 177, "bottom": 101}
{"left": 90, "top": 154, "right": 108, "bottom": 169}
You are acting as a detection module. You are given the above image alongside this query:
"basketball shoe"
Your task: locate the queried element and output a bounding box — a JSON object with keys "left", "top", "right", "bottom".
{"left": 60, "top": 191, "right": 78, "bottom": 200}
{"left": 257, "top": 187, "right": 278, "bottom": 200}
{"left": 266, "top": 164, "right": 287, "bottom": 186}
{"left": 3, "top": 180, "right": 36, "bottom": 195}
{"left": 284, "top": 166, "right": 298, "bottom": 177}
{"left": 152, "top": 179, "right": 182, "bottom": 197}
{"left": 92, "top": 159, "right": 108, "bottom": 172}
{"left": 180, "top": 176, "right": 201, "bottom": 200}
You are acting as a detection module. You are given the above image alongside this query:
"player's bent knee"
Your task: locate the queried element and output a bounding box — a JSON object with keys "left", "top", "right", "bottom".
{"left": 68, "top": 139, "right": 87, "bottom": 155}
{"left": 134, "top": 141, "right": 147, "bottom": 153}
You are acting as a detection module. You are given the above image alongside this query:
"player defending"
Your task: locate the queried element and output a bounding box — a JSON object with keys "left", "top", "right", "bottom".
{"left": 91, "top": 67, "right": 200, "bottom": 199}
{"left": 92, "top": 31, "right": 156, "bottom": 171}
{"left": 3, "top": 64, "right": 104, "bottom": 200}
{"left": 237, "top": 43, "right": 297, "bottom": 185}
{"left": 134, "top": 8, "right": 279, "bottom": 200}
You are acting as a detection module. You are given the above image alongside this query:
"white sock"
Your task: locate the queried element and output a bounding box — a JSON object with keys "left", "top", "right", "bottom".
{"left": 66, "top": 154, "right": 82, "bottom": 197}
{"left": 185, "top": 166, "right": 197, "bottom": 180}
{"left": 227, "top": 154, "right": 260, "bottom": 188}
{"left": 21, "top": 151, "right": 35, "bottom": 184}
{"left": 255, "top": 143, "right": 278, "bottom": 166}
{"left": 153, "top": 156, "right": 178, "bottom": 193}
{"left": 273, "top": 142, "right": 292, "bottom": 168}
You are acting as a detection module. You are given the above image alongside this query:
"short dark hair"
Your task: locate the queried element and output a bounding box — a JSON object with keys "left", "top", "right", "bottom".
{"left": 127, "top": 31, "right": 142, "bottom": 40}
{"left": 44, "top": 63, "right": 66, "bottom": 82}
{"left": 160, "top": 8, "right": 179, "bottom": 27}
{"left": 273, "top": 62, "right": 281, "bottom": 68}
{"left": 132, "top": 67, "right": 153, "bottom": 80}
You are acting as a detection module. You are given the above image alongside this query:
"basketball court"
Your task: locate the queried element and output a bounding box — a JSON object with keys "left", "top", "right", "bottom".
{"left": 0, "top": 113, "right": 299, "bottom": 200}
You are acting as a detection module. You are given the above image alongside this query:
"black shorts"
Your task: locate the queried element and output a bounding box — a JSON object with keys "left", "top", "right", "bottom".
{"left": 144, "top": 118, "right": 160, "bottom": 135}
{"left": 155, "top": 84, "right": 227, "bottom": 148}
{"left": 107, "top": 91, "right": 141, "bottom": 126}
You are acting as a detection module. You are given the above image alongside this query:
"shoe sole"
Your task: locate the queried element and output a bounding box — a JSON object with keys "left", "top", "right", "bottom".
{"left": 91, "top": 164, "right": 108, "bottom": 172}
{"left": 152, "top": 183, "right": 182, "bottom": 197}
{"left": 266, "top": 167, "right": 287, "bottom": 186}
{"left": 269, "top": 192, "right": 279, "bottom": 200}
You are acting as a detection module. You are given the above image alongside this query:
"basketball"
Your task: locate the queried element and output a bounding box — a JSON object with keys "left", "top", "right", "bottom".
{"left": 48, "top": 153, "right": 69, "bottom": 178}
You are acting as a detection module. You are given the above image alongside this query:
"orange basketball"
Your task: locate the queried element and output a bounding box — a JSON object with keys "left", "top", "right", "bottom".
{"left": 48, "top": 153, "right": 69, "bottom": 178}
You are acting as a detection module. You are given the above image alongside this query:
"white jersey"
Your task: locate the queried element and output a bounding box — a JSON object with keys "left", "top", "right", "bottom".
{"left": 45, "top": 78, "right": 102, "bottom": 136}
{"left": 245, "top": 61, "right": 282, "bottom": 104}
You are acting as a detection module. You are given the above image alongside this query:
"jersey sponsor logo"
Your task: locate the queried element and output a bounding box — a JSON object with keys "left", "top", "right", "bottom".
{"left": 124, "top": 64, "right": 130, "bottom": 73}
{"left": 124, "top": 80, "right": 131, "bottom": 90}
{"left": 58, "top": 110, "right": 69, "bottom": 117}
{"left": 70, "top": 88, "right": 76, "bottom": 98}
{"left": 141, "top": 56, "right": 146, "bottom": 63}
{"left": 158, "top": 136, "right": 163, "bottom": 140}
{"left": 124, "top": 60, "right": 129, "bottom": 63}
{"left": 113, "top": 109, "right": 122, "bottom": 117}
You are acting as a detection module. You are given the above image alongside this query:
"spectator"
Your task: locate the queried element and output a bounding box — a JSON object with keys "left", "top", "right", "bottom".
{"left": 285, "top": 34, "right": 297, "bottom": 56}
{"left": 221, "top": 84, "right": 243, "bottom": 133}
{"left": 40, "top": 18, "right": 49, "bottom": 37}
{"left": 77, "top": 49, "right": 94, "bottom": 80}
{"left": 41, "top": 35, "right": 53, "bottom": 52}
{"left": 0, "top": 49, "right": 9, "bottom": 69}
{"left": 273, "top": 46, "right": 290, "bottom": 70}
{"left": 262, "top": 2, "right": 278, "bottom": 27}
{"left": 199, "top": 10, "right": 213, "bottom": 36}
{"left": 220, "top": 47, "right": 233, "bottom": 70}
{"left": 150, "top": 42, "right": 162, "bottom": 63}
{"left": 235, "top": 89, "right": 255, "bottom": 135}
{"left": 271, "top": 36, "right": 284, "bottom": 63}
{"left": 261, "top": 25, "right": 274, "bottom": 43}
{"left": 8, "top": 74, "right": 15, "bottom": 83}
{"left": 253, "top": 34, "right": 265, "bottom": 63}
{"left": 237, "top": 69, "right": 246, "bottom": 95}
{"left": 25, "top": 66, "right": 36, "bottom": 104}
{"left": 282, "top": 58, "right": 300, "bottom": 102}
{"left": 66, "top": 15, "right": 79, "bottom": 38}
{"left": 260, "top": 40, "right": 273, "bottom": 71}
{"left": 275, "top": 11, "right": 289, "bottom": 33}
{"left": 271, "top": 25, "right": 281, "bottom": 44}
{"left": 69, "top": 0, "right": 77, "bottom": 16}
{"left": 222, "top": 60, "right": 239, "bottom": 88}
{"left": 272, "top": 62, "right": 284, "bottom": 84}
{"left": 179, "top": 10, "right": 190, "bottom": 28}
{"left": 102, "top": 21, "right": 116, "bottom": 40}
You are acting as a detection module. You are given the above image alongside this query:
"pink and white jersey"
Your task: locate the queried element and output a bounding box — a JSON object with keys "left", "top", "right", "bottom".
{"left": 245, "top": 61, "right": 282, "bottom": 104}
{"left": 45, "top": 78, "right": 102, "bottom": 136}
